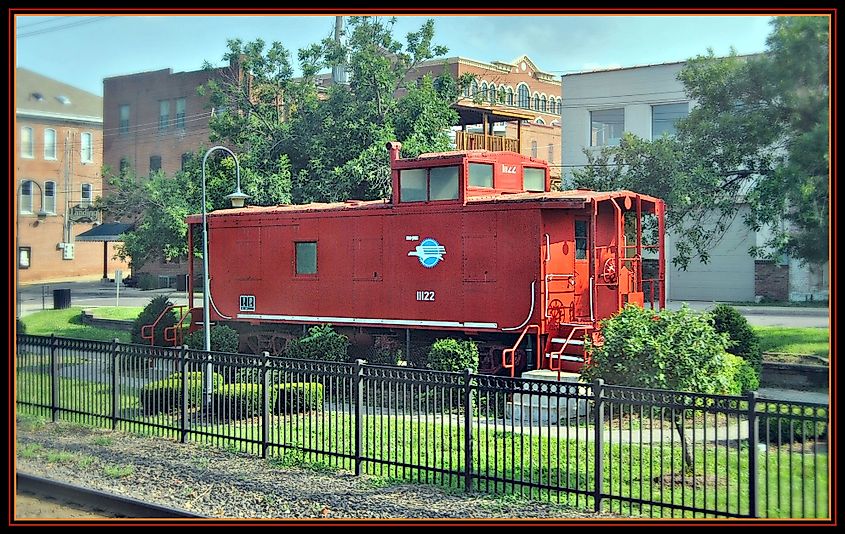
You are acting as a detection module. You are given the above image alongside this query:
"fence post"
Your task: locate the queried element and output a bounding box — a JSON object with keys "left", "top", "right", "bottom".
{"left": 50, "top": 334, "right": 58, "bottom": 422}
{"left": 747, "top": 391, "right": 759, "bottom": 518}
{"left": 111, "top": 338, "right": 120, "bottom": 430}
{"left": 593, "top": 378, "right": 604, "bottom": 513}
{"left": 464, "top": 368, "right": 473, "bottom": 492}
{"left": 261, "top": 351, "right": 270, "bottom": 459}
{"left": 354, "top": 359, "right": 365, "bottom": 476}
{"left": 180, "top": 345, "right": 189, "bottom": 443}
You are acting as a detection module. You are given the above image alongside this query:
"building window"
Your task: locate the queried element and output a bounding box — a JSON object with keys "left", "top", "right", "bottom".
{"left": 524, "top": 167, "right": 545, "bottom": 192}
{"left": 488, "top": 84, "right": 496, "bottom": 103}
{"left": 176, "top": 97, "right": 186, "bottom": 128}
{"left": 652, "top": 102, "right": 689, "bottom": 139}
{"left": 159, "top": 100, "right": 170, "bottom": 131}
{"left": 468, "top": 163, "right": 493, "bottom": 188}
{"left": 518, "top": 85, "right": 530, "bottom": 108}
{"left": 296, "top": 242, "right": 317, "bottom": 275}
{"left": 533, "top": 93, "right": 540, "bottom": 111}
{"left": 21, "top": 127, "right": 33, "bottom": 158}
{"left": 575, "top": 220, "right": 588, "bottom": 260}
{"left": 549, "top": 99, "right": 557, "bottom": 114}
{"left": 44, "top": 181, "right": 56, "bottom": 214}
{"left": 119, "top": 105, "right": 130, "bottom": 134}
{"left": 20, "top": 180, "right": 33, "bottom": 214}
{"left": 531, "top": 140, "right": 538, "bottom": 158}
{"left": 81, "top": 183, "right": 93, "bottom": 206}
{"left": 81, "top": 132, "right": 93, "bottom": 163}
{"left": 150, "top": 155, "right": 162, "bottom": 173}
{"left": 181, "top": 152, "right": 192, "bottom": 170}
{"left": 44, "top": 128, "right": 56, "bottom": 160}
{"left": 534, "top": 117, "right": 545, "bottom": 125}
{"left": 19, "top": 247, "right": 32, "bottom": 269}
{"left": 400, "top": 166, "right": 459, "bottom": 202}
{"left": 470, "top": 80, "right": 479, "bottom": 98}
{"left": 480, "top": 82, "right": 488, "bottom": 101}
{"left": 506, "top": 87, "right": 514, "bottom": 106}
{"left": 590, "top": 108, "right": 624, "bottom": 146}
{"left": 548, "top": 145, "right": 554, "bottom": 164}
{"left": 541, "top": 96, "right": 547, "bottom": 112}
{"left": 119, "top": 157, "right": 130, "bottom": 174}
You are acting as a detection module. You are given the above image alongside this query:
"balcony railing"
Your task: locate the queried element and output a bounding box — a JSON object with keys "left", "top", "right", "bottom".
{"left": 455, "top": 131, "right": 519, "bottom": 153}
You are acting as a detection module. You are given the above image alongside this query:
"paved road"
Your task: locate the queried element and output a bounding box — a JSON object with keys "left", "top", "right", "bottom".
{"left": 18, "top": 280, "right": 829, "bottom": 328}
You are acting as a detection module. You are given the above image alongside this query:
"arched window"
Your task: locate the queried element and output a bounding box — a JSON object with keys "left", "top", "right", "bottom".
{"left": 21, "top": 127, "right": 33, "bottom": 158}
{"left": 44, "top": 128, "right": 56, "bottom": 160}
{"left": 471, "top": 79, "right": 479, "bottom": 97}
{"left": 533, "top": 94, "right": 540, "bottom": 111}
{"left": 531, "top": 140, "right": 538, "bottom": 158}
{"left": 81, "top": 132, "right": 93, "bottom": 163}
{"left": 489, "top": 84, "right": 497, "bottom": 103}
{"left": 549, "top": 99, "right": 557, "bottom": 114}
{"left": 480, "top": 82, "right": 488, "bottom": 100}
{"left": 19, "top": 180, "right": 33, "bottom": 214}
{"left": 44, "top": 181, "right": 56, "bottom": 213}
{"left": 534, "top": 117, "right": 545, "bottom": 125}
{"left": 518, "top": 85, "right": 530, "bottom": 108}
{"left": 506, "top": 87, "right": 514, "bottom": 106}
{"left": 541, "top": 96, "right": 547, "bottom": 112}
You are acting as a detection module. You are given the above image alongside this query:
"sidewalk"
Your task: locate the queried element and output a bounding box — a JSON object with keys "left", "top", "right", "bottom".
{"left": 666, "top": 300, "right": 828, "bottom": 317}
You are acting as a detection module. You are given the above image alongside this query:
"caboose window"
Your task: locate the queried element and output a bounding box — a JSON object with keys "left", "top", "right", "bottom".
{"left": 296, "top": 242, "right": 317, "bottom": 275}
{"left": 575, "top": 220, "right": 588, "bottom": 260}
{"left": 524, "top": 167, "right": 545, "bottom": 192}
{"left": 400, "top": 169, "right": 427, "bottom": 202}
{"left": 400, "top": 166, "right": 459, "bottom": 202}
{"left": 429, "top": 166, "right": 459, "bottom": 200}
{"left": 469, "top": 163, "right": 493, "bottom": 188}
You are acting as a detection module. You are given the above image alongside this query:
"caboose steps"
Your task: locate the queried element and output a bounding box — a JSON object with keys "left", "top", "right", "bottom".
{"left": 505, "top": 370, "right": 588, "bottom": 426}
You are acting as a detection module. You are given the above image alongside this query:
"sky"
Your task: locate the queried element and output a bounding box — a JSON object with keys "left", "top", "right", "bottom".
{"left": 14, "top": 13, "right": 779, "bottom": 97}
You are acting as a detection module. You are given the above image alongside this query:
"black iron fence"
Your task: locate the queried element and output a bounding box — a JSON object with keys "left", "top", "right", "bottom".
{"left": 15, "top": 334, "right": 829, "bottom": 519}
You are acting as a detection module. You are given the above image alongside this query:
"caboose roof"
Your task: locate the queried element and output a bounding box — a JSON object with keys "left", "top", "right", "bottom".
{"left": 186, "top": 190, "right": 660, "bottom": 223}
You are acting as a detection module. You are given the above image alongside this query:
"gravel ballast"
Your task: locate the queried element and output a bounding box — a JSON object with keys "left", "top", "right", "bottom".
{"left": 15, "top": 418, "right": 616, "bottom": 520}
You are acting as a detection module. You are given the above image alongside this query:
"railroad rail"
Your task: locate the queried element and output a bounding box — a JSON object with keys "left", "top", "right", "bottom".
{"left": 16, "top": 473, "right": 207, "bottom": 519}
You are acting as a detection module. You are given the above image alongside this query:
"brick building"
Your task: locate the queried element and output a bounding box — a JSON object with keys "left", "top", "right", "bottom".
{"left": 15, "top": 68, "right": 129, "bottom": 285}
{"left": 407, "top": 55, "right": 562, "bottom": 183}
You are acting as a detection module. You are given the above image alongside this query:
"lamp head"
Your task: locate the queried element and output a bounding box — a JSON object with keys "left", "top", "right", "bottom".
{"left": 36, "top": 209, "right": 48, "bottom": 220}
{"left": 226, "top": 189, "right": 250, "bottom": 209}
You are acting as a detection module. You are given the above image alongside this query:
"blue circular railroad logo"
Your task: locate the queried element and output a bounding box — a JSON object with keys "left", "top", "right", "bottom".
{"left": 408, "top": 237, "right": 446, "bottom": 268}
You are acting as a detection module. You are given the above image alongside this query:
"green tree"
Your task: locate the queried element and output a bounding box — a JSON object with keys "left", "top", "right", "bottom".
{"left": 573, "top": 16, "right": 829, "bottom": 268}
{"left": 201, "top": 16, "right": 461, "bottom": 205}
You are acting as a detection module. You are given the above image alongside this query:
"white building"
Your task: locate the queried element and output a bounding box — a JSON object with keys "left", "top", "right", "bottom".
{"left": 560, "top": 60, "right": 827, "bottom": 303}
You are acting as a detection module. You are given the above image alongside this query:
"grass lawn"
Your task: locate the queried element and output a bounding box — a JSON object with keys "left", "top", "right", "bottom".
{"left": 21, "top": 308, "right": 131, "bottom": 343}
{"left": 87, "top": 306, "right": 143, "bottom": 321}
{"left": 753, "top": 326, "right": 829, "bottom": 358}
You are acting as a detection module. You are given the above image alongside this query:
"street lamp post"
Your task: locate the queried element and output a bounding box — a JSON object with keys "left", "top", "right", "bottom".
{"left": 200, "top": 146, "right": 249, "bottom": 404}
{"left": 16, "top": 180, "right": 49, "bottom": 322}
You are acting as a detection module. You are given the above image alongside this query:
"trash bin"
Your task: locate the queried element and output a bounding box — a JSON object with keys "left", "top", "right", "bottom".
{"left": 176, "top": 274, "right": 188, "bottom": 292}
{"left": 53, "top": 288, "right": 71, "bottom": 310}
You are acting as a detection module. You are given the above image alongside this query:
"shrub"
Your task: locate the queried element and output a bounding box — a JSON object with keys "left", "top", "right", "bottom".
{"left": 139, "top": 371, "right": 223, "bottom": 415}
{"left": 366, "top": 336, "right": 403, "bottom": 365}
{"left": 758, "top": 405, "right": 827, "bottom": 444}
{"left": 710, "top": 304, "right": 763, "bottom": 374}
{"left": 285, "top": 325, "right": 349, "bottom": 362}
{"left": 273, "top": 383, "right": 324, "bottom": 413}
{"left": 582, "top": 304, "right": 733, "bottom": 394}
{"left": 132, "top": 295, "right": 177, "bottom": 346}
{"left": 720, "top": 354, "right": 760, "bottom": 395}
{"left": 427, "top": 338, "right": 479, "bottom": 373}
{"left": 212, "top": 383, "right": 265, "bottom": 420}
{"left": 183, "top": 324, "right": 240, "bottom": 353}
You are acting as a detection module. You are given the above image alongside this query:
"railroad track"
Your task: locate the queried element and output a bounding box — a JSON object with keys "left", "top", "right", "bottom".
{"left": 16, "top": 473, "right": 207, "bottom": 518}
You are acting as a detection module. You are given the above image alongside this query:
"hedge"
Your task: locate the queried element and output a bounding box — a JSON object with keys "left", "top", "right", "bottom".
{"left": 139, "top": 371, "right": 223, "bottom": 415}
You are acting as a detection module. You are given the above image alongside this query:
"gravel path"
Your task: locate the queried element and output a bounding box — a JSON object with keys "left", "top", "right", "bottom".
{"left": 15, "top": 418, "right": 615, "bottom": 520}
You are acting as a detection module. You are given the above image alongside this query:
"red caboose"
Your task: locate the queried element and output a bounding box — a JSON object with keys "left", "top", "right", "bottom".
{"left": 184, "top": 142, "right": 665, "bottom": 375}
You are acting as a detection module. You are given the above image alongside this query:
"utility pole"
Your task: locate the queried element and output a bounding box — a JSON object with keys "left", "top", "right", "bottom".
{"left": 332, "top": 16, "right": 348, "bottom": 86}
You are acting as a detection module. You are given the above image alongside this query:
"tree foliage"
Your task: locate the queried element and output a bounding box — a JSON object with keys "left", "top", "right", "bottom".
{"left": 572, "top": 17, "right": 829, "bottom": 268}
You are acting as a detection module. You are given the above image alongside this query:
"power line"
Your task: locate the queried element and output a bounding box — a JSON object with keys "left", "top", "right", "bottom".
{"left": 17, "top": 17, "right": 113, "bottom": 39}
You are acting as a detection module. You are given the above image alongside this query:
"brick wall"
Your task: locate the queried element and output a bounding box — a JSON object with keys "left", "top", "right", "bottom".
{"left": 754, "top": 260, "right": 789, "bottom": 301}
